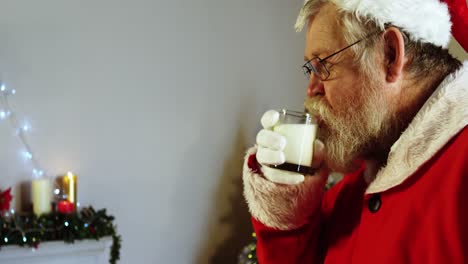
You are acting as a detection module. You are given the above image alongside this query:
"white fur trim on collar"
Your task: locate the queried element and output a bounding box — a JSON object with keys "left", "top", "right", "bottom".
{"left": 296, "top": 0, "right": 452, "bottom": 48}
{"left": 366, "top": 62, "right": 468, "bottom": 194}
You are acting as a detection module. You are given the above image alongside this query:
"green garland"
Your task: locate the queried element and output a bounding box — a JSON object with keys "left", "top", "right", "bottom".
{"left": 0, "top": 206, "right": 121, "bottom": 264}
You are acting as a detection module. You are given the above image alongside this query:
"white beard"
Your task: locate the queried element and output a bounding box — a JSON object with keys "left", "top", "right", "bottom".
{"left": 304, "top": 76, "right": 393, "bottom": 172}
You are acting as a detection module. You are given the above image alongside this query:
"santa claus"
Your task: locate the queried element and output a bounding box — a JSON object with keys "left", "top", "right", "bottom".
{"left": 243, "top": 0, "right": 468, "bottom": 263}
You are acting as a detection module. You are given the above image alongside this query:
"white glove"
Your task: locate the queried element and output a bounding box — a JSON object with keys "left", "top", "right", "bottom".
{"left": 256, "top": 110, "right": 323, "bottom": 185}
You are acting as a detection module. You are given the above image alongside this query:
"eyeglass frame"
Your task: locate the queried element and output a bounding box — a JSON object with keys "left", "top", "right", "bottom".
{"left": 302, "top": 31, "right": 382, "bottom": 81}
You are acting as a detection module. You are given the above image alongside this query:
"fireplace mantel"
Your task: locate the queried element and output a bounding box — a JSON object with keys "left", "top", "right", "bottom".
{"left": 0, "top": 237, "right": 113, "bottom": 264}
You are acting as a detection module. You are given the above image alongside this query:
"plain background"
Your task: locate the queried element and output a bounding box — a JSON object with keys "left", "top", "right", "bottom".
{"left": 0, "top": 1, "right": 306, "bottom": 263}
{"left": 0, "top": 1, "right": 466, "bottom": 263}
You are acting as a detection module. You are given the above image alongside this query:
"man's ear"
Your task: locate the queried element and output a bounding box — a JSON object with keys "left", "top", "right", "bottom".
{"left": 383, "top": 27, "right": 406, "bottom": 83}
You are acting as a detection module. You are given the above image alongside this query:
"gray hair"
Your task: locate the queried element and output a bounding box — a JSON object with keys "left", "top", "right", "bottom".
{"left": 295, "top": 0, "right": 461, "bottom": 82}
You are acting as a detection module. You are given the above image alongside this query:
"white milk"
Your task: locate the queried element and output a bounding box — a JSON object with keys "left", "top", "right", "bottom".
{"left": 273, "top": 124, "right": 317, "bottom": 167}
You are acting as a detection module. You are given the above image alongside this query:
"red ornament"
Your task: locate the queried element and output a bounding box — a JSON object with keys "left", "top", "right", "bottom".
{"left": 0, "top": 188, "right": 13, "bottom": 211}
{"left": 57, "top": 200, "right": 75, "bottom": 214}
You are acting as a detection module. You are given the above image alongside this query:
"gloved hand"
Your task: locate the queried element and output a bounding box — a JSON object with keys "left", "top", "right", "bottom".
{"left": 256, "top": 110, "right": 326, "bottom": 185}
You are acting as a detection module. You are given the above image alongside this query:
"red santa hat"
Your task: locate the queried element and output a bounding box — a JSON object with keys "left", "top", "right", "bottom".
{"left": 296, "top": 0, "right": 468, "bottom": 52}
{"left": 443, "top": 0, "right": 468, "bottom": 52}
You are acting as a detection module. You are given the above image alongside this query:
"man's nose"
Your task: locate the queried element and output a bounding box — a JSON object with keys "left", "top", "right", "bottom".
{"left": 306, "top": 74, "right": 325, "bottom": 98}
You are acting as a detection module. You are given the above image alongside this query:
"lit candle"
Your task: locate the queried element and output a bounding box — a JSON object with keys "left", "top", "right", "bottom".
{"left": 32, "top": 178, "right": 51, "bottom": 215}
{"left": 62, "top": 171, "right": 77, "bottom": 206}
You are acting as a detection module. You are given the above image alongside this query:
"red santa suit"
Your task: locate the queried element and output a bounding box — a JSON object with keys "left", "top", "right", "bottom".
{"left": 243, "top": 61, "right": 468, "bottom": 263}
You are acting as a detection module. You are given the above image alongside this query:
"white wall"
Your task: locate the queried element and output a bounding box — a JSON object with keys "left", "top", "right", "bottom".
{"left": 0, "top": 1, "right": 307, "bottom": 263}
{"left": 449, "top": 38, "right": 468, "bottom": 61}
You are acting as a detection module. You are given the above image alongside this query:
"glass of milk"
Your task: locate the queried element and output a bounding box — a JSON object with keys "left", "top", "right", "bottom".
{"left": 271, "top": 109, "right": 318, "bottom": 175}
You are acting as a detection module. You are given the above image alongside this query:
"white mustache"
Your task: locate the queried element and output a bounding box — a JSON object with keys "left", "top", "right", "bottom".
{"left": 304, "top": 98, "right": 334, "bottom": 123}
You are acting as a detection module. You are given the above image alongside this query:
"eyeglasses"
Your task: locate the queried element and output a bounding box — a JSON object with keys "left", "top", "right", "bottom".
{"left": 302, "top": 32, "right": 381, "bottom": 81}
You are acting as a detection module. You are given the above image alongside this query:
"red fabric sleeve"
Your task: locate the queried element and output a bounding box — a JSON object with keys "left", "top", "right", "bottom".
{"left": 247, "top": 153, "right": 261, "bottom": 174}
{"left": 247, "top": 149, "right": 326, "bottom": 263}
{"left": 248, "top": 152, "right": 324, "bottom": 263}
{"left": 250, "top": 162, "right": 367, "bottom": 264}
{"left": 252, "top": 215, "right": 324, "bottom": 264}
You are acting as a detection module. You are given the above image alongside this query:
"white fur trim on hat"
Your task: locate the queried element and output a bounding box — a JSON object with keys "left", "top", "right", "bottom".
{"left": 242, "top": 147, "right": 324, "bottom": 230}
{"left": 296, "top": 0, "right": 452, "bottom": 48}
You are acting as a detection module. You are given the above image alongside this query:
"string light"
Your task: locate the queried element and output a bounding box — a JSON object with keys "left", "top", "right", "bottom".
{"left": 32, "top": 169, "right": 44, "bottom": 178}
{"left": 22, "top": 124, "right": 30, "bottom": 132}
{"left": 23, "top": 151, "right": 33, "bottom": 160}
{"left": 0, "top": 208, "right": 121, "bottom": 262}
{"left": 0, "top": 81, "right": 47, "bottom": 179}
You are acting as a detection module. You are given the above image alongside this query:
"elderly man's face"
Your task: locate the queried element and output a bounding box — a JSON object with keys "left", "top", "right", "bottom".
{"left": 303, "top": 4, "right": 397, "bottom": 172}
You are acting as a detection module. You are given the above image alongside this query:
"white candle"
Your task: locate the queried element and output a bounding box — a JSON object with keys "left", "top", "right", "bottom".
{"left": 32, "top": 178, "right": 51, "bottom": 215}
